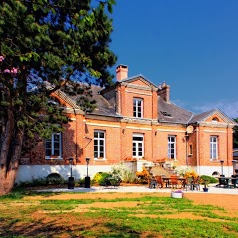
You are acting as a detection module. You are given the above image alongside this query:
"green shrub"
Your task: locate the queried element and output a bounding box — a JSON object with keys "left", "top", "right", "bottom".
{"left": 200, "top": 175, "right": 218, "bottom": 184}
{"left": 16, "top": 176, "right": 67, "bottom": 188}
{"left": 92, "top": 172, "right": 112, "bottom": 186}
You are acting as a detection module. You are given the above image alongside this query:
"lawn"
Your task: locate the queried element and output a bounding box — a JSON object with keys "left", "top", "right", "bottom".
{"left": 0, "top": 189, "right": 238, "bottom": 238}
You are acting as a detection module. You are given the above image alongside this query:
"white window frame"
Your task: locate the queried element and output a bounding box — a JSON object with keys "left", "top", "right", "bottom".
{"left": 133, "top": 133, "right": 144, "bottom": 158}
{"left": 168, "top": 135, "right": 176, "bottom": 159}
{"left": 94, "top": 130, "right": 106, "bottom": 160}
{"left": 133, "top": 98, "right": 143, "bottom": 118}
{"left": 45, "top": 133, "right": 62, "bottom": 159}
{"left": 210, "top": 136, "right": 218, "bottom": 160}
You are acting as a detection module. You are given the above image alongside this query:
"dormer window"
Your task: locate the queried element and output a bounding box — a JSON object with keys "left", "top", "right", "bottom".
{"left": 133, "top": 98, "right": 143, "bottom": 118}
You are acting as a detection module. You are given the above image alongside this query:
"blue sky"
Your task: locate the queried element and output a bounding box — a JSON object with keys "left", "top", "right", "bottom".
{"left": 109, "top": 0, "right": 238, "bottom": 118}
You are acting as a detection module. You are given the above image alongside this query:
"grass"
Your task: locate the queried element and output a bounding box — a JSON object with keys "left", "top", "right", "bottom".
{"left": 0, "top": 189, "right": 238, "bottom": 237}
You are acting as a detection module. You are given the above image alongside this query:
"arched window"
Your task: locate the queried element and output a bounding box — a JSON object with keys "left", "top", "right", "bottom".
{"left": 212, "top": 117, "right": 219, "bottom": 122}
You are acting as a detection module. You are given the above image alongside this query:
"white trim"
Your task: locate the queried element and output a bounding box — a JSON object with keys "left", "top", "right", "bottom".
{"left": 126, "top": 126, "right": 152, "bottom": 131}
{"left": 133, "top": 98, "right": 143, "bottom": 118}
{"left": 45, "top": 157, "right": 63, "bottom": 160}
{"left": 86, "top": 122, "right": 121, "bottom": 128}
{"left": 156, "top": 129, "right": 185, "bottom": 133}
{"left": 203, "top": 130, "right": 227, "bottom": 133}
{"left": 168, "top": 135, "right": 176, "bottom": 159}
{"left": 45, "top": 133, "right": 62, "bottom": 159}
{"left": 69, "top": 118, "right": 76, "bottom": 121}
{"left": 126, "top": 90, "right": 152, "bottom": 96}
{"left": 94, "top": 130, "right": 106, "bottom": 160}
{"left": 133, "top": 133, "right": 144, "bottom": 158}
{"left": 210, "top": 136, "right": 218, "bottom": 160}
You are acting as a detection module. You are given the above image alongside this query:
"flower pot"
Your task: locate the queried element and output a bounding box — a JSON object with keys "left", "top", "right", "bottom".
{"left": 203, "top": 188, "right": 209, "bottom": 192}
{"left": 171, "top": 192, "right": 183, "bottom": 198}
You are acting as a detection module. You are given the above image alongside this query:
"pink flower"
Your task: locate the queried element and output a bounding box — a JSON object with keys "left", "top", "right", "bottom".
{"left": 11, "top": 67, "right": 18, "bottom": 74}
{"left": 0, "top": 56, "right": 4, "bottom": 62}
{"left": 4, "top": 69, "right": 10, "bottom": 73}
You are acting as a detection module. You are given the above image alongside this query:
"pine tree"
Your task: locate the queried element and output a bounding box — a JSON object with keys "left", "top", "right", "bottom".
{"left": 0, "top": 0, "right": 117, "bottom": 195}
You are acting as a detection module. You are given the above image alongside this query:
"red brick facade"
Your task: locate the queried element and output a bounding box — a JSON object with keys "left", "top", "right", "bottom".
{"left": 20, "top": 65, "right": 236, "bottom": 176}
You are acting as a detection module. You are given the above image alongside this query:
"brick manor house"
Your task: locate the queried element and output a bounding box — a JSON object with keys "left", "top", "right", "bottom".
{"left": 17, "top": 65, "right": 236, "bottom": 183}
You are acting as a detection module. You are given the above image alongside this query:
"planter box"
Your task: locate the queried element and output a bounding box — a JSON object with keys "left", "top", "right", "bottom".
{"left": 171, "top": 192, "right": 183, "bottom": 198}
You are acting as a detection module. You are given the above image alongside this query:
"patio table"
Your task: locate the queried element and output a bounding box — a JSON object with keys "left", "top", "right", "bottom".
{"left": 162, "top": 177, "right": 185, "bottom": 188}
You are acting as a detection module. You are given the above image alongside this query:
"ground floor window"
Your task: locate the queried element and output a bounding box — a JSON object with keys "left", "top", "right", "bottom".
{"left": 45, "top": 133, "right": 62, "bottom": 158}
{"left": 210, "top": 136, "right": 218, "bottom": 160}
{"left": 133, "top": 133, "right": 144, "bottom": 158}
{"left": 168, "top": 135, "right": 176, "bottom": 159}
{"left": 94, "top": 130, "right": 105, "bottom": 159}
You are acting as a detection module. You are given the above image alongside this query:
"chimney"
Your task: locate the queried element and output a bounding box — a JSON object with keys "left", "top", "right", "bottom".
{"left": 158, "top": 81, "right": 170, "bottom": 102}
{"left": 116, "top": 64, "right": 128, "bottom": 81}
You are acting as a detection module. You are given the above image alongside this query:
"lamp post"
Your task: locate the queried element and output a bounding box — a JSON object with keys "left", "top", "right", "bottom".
{"left": 232, "top": 160, "right": 236, "bottom": 176}
{"left": 68, "top": 157, "right": 74, "bottom": 189}
{"left": 220, "top": 160, "right": 224, "bottom": 176}
{"left": 85, "top": 158, "right": 91, "bottom": 188}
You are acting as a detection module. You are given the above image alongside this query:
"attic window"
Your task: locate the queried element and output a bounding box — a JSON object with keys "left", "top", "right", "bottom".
{"left": 160, "top": 111, "right": 172, "bottom": 117}
{"left": 212, "top": 117, "right": 219, "bottom": 122}
{"left": 48, "top": 97, "right": 60, "bottom": 105}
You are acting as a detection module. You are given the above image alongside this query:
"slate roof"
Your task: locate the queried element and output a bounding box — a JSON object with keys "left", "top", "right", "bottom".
{"left": 89, "top": 85, "right": 121, "bottom": 117}
{"left": 158, "top": 96, "right": 193, "bottom": 124}
{"left": 60, "top": 80, "right": 235, "bottom": 125}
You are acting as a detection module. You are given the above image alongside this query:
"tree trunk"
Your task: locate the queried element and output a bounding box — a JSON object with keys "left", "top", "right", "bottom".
{"left": 0, "top": 110, "right": 24, "bottom": 196}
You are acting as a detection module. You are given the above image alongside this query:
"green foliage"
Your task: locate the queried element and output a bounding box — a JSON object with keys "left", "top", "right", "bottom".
{"left": 16, "top": 176, "right": 66, "bottom": 188}
{"left": 111, "top": 163, "right": 137, "bottom": 183}
{"left": 0, "top": 0, "right": 117, "bottom": 191}
{"left": 200, "top": 175, "right": 218, "bottom": 184}
{"left": 92, "top": 172, "right": 112, "bottom": 185}
{"left": 233, "top": 118, "right": 238, "bottom": 148}
{"left": 1, "top": 194, "right": 238, "bottom": 237}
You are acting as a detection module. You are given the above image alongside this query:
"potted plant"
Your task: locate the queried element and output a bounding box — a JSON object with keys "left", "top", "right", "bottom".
{"left": 202, "top": 179, "right": 209, "bottom": 192}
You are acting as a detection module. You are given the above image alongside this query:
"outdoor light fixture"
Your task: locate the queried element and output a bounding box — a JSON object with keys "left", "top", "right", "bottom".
{"left": 85, "top": 158, "right": 91, "bottom": 188}
{"left": 68, "top": 157, "right": 74, "bottom": 189}
{"left": 68, "top": 157, "right": 73, "bottom": 177}
{"left": 86, "top": 157, "right": 90, "bottom": 176}
{"left": 220, "top": 160, "right": 224, "bottom": 176}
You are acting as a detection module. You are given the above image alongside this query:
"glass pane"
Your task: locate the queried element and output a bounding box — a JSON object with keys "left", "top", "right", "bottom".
{"left": 45, "top": 141, "right": 51, "bottom": 149}
{"left": 94, "top": 140, "right": 98, "bottom": 146}
{"left": 100, "top": 140, "right": 104, "bottom": 146}
{"left": 45, "top": 149, "right": 51, "bottom": 156}
{"left": 94, "top": 152, "right": 98, "bottom": 158}
{"left": 53, "top": 150, "right": 59, "bottom": 156}
{"left": 100, "top": 152, "right": 104, "bottom": 157}
{"left": 133, "top": 136, "right": 143, "bottom": 141}
{"left": 99, "top": 132, "right": 104, "bottom": 138}
{"left": 54, "top": 142, "right": 59, "bottom": 149}
{"left": 54, "top": 134, "right": 60, "bottom": 141}
{"left": 94, "top": 132, "right": 98, "bottom": 138}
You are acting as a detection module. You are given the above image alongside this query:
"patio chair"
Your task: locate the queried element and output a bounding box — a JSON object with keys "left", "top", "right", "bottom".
{"left": 184, "top": 177, "right": 194, "bottom": 191}
{"left": 148, "top": 175, "right": 157, "bottom": 189}
{"left": 217, "top": 175, "right": 228, "bottom": 188}
{"left": 230, "top": 175, "right": 238, "bottom": 188}
{"left": 155, "top": 175, "right": 164, "bottom": 188}
{"left": 193, "top": 176, "right": 201, "bottom": 191}
{"left": 170, "top": 175, "right": 180, "bottom": 189}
